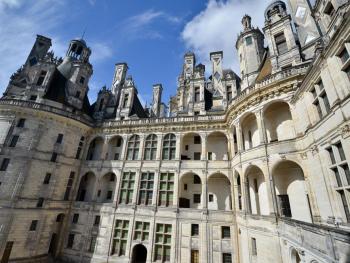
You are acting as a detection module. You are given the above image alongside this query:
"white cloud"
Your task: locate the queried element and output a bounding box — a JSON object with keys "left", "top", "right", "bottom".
{"left": 89, "top": 42, "right": 113, "bottom": 63}
{"left": 181, "top": 0, "right": 270, "bottom": 74}
{"left": 0, "top": 0, "right": 21, "bottom": 9}
{"left": 120, "top": 9, "right": 182, "bottom": 40}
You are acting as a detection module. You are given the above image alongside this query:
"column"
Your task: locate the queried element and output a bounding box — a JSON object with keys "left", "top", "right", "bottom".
{"left": 227, "top": 130, "right": 235, "bottom": 158}
{"left": 175, "top": 134, "right": 181, "bottom": 160}
{"left": 255, "top": 110, "right": 266, "bottom": 144}
{"left": 200, "top": 133, "right": 207, "bottom": 160}
{"left": 235, "top": 122, "right": 243, "bottom": 152}
{"left": 201, "top": 170, "right": 208, "bottom": 209}
{"left": 121, "top": 134, "right": 129, "bottom": 160}
{"left": 233, "top": 175, "right": 240, "bottom": 212}
{"left": 156, "top": 133, "right": 163, "bottom": 160}
{"left": 261, "top": 163, "right": 277, "bottom": 216}
{"left": 101, "top": 137, "right": 109, "bottom": 160}
{"left": 138, "top": 134, "right": 146, "bottom": 160}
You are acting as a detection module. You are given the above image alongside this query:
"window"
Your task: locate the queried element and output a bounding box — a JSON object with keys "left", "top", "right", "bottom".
{"left": 223, "top": 253, "right": 232, "bottom": 263}
{"left": 79, "top": 76, "right": 85, "bottom": 84}
{"left": 36, "top": 71, "right": 47, "bottom": 86}
{"left": 56, "top": 133, "right": 63, "bottom": 144}
{"left": 324, "top": 2, "right": 335, "bottom": 17}
{"left": 311, "top": 80, "right": 331, "bottom": 118}
{"left": 75, "top": 137, "right": 85, "bottom": 159}
{"left": 339, "top": 48, "right": 349, "bottom": 64}
{"left": 162, "top": 134, "right": 176, "bottom": 160}
{"left": 144, "top": 134, "right": 157, "bottom": 160}
{"left": 116, "top": 138, "right": 122, "bottom": 147}
{"left": 193, "top": 194, "right": 201, "bottom": 204}
{"left": 245, "top": 36, "right": 252, "bottom": 45}
{"left": 114, "top": 153, "right": 120, "bottom": 160}
{"left": 119, "top": 172, "right": 135, "bottom": 204}
{"left": 194, "top": 135, "right": 201, "bottom": 144}
{"left": 154, "top": 224, "right": 172, "bottom": 262}
{"left": 111, "top": 219, "right": 129, "bottom": 256}
{"left": 126, "top": 135, "right": 140, "bottom": 160}
{"left": 43, "top": 173, "right": 51, "bottom": 184}
{"left": 274, "top": 33, "right": 288, "bottom": 54}
{"left": 208, "top": 152, "right": 213, "bottom": 160}
{"left": 88, "top": 236, "right": 97, "bottom": 252}
{"left": 191, "top": 250, "right": 199, "bottom": 263}
{"left": 36, "top": 198, "right": 44, "bottom": 207}
{"left": 194, "top": 111, "right": 200, "bottom": 116}
{"left": 133, "top": 221, "right": 150, "bottom": 241}
{"left": 327, "top": 142, "right": 350, "bottom": 222}
{"left": 194, "top": 87, "right": 200, "bottom": 102}
{"left": 193, "top": 175, "right": 201, "bottom": 184}
{"left": 17, "top": 118, "right": 25, "bottom": 128}
{"left": 29, "top": 220, "right": 38, "bottom": 231}
{"left": 29, "top": 95, "right": 37, "bottom": 101}
{"left": 50, "top": 152, "right": 58, "bottom": 162}
{"left": 72, "top": 213, "right": 79, "bottom": 223}
{"left": 158, "top": 173, "right": 174, "bottom": 207}
{"left": 9, "top": 135, "right": 19, "bottom": 147}
{"left": 227, "top": 85, "right": 232, "bottom": 101}
{"left": 191, "top": 224, "right": 199, "bottom": 236}
{"left": 67, "top": 234, "right": 75, "bottom": 248}
{"left": 251, "top": 238, "right": 257, "bottom": 256}
{"left": 123, "top": 94, "right": 129, "bottom": 108}
{"left": 138, "top": 172, "right": 154, "bottom": 205}
{"left": 193, "top": 152, "right": 201, "bottom": 160}
{"left": 222, "top": 226, "right": 231, "bottom": 239}
{"left": 64, "top": 172, "right": 75, "bottom": 200}
{"left": 209, "top": 194, "right": 214, "bottom": 202}
{"left": 94, "top": 215, "right": 100, "bottom": 226}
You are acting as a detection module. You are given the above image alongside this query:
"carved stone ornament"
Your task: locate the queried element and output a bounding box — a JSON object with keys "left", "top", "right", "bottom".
{"left": 340, "top": 124, "right": 350, "bottom": 139}
{"left": 311, "top": 145, "right": 318, "bottom": 155}
{"left": 300, "top": 152, "right": 307, "bottom": 160}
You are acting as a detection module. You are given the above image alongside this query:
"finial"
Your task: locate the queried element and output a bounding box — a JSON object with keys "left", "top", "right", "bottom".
{"left": 81, "top": 27, "right": 87, "bottom": 40}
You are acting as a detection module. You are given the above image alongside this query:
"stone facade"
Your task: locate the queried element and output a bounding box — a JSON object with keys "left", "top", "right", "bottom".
{"left": 0, "top": 1, "right": 350, "bottom": 263}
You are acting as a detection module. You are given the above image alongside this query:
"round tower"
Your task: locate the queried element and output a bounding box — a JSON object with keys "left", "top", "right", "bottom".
{"left": 236, "top": 15, "right": 265, "bottom": 90}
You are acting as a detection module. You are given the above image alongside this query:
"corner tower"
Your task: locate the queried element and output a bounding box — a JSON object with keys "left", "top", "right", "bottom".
{"left": 236, "top": 15, "right": 265, "bottom": 90}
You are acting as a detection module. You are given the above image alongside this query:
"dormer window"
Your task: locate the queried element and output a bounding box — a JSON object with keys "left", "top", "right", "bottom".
{"left": 123, "top": 94, "right": 129, "bottom": 108}
{"left": 36, "top": 71, "right": 47, "bottom": 86}
{"left": 274, "top": 33, "right": 288, "bottom": 55}
{"left": 194, "top": 87, "right": 200, "bottom": 102}
{"left": 79, "top": 76, "right": 85, "bottom": 85}
{"left": 227, "top": 85, "right": 232, "bottom": 101}
{"left": 324, "top": 2, "right": 335, "bottom": 18}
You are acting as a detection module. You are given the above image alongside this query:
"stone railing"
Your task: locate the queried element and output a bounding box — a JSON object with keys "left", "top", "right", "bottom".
{"left": 0, "top": 99, "right": 93, "bottom": 125}
{"left": 278, "top": 218, "right": 350, "bottom": 262}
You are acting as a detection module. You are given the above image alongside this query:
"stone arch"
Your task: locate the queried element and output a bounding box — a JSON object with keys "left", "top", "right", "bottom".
{"left": 126, "top": 134, "right": 140, "bottom": 160}
{"left": 181, "top": 132, "right": 202, "bottom": 160}
{"left": 245, "top": 165, "right": 270, "bottom": 215}
{"left": 207, "top": 131, "right": 228, "bottom": 160}
{"left": 241, "top": 112, "right": 260, "bottom": 150}
{"left": 96, "top": 172, "right": 117, "bottom": 203}
{"left": 86, "top": 136, "right": 104, "bottom": 161}
{"left": 108, "top": 135, "right": 123, "bottom": 160}
{"left": 162, "top": 133, "right": 176, "bottom": 160}
{"left": 263, "top": 100, "right": 295, "bottom": 142}
{"left": 208, "top": 173, "right": 232, "bottom": 211}
{"left": 144, "top": 134, "right": 158, "bottom": 160}
{"left": 179, "top": 172, "right": 202, "bottom": 209}
{"left": 76, "top": 172, "right": 96, "bottom": 202}
{"left": 272, "top": 160, "right": 312, "bottom": 222}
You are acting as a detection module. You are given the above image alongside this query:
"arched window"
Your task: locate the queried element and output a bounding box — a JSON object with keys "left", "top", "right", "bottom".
{"left": 162, "top": 134, "right": 176, "bottom": 160}
{"left": 127, "top": 135, "right": 140, "bottom": 160}
{"left": 144, "top": 134, "right": 157, "bottom": 160}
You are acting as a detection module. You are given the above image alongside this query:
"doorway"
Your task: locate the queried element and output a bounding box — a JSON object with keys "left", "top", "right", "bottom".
{"left": 131, "top": 244, "right": 147, "bottom": 263}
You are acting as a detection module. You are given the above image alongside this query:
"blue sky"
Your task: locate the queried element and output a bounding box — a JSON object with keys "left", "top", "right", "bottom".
{"left": 0, "top": 0, "right": 274, "bottom": 105}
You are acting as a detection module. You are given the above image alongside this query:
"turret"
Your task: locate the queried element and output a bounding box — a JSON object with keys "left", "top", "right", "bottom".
{"left": 25, "top": 35, "right": 52, "bottom": 67}
{"left": 236, "top": 15, "right": 265, "bottom": 90}
{"left": 151, "top": 84, "right": 163, "bottom": 118}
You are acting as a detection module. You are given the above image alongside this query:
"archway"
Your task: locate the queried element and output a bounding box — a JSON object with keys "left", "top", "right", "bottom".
{"left": 207, "top": 132, "right": 228, "bottom": 160}
{"left": 179, "top": 173, "right": 202, "bottom": 208}
{"left": 291, "top": 248, "right": 301, "bottom": 263}
{"left": 245, "top": 165, "right": 270, "bottom": 215}
{"left": 208, "top": 173, "right": 231, "bottom": 211}
{"left": 181, "top": 133, "right": 202, "bottom": 160}
{"left": 131, "top": 244, "right": 147, "bottom": 263}
{"left": 97, "top": 173, "right": 116, "bottom": 203}
{"left": 108, "top": 136, "right": 123, "bottom": 160}
{"left": 76, "top": 172, "right": 96, "bottom": 202}
{"left": 86, "top": 137, "right": 104, "bottom": 160}
{"left": 48, "top": 213, "right": 65, "bottom": 257}
{"left": 264, "top": 101, "right": 295, "bottom": 142}
{"left": 273, "top": 160, "right": 312, "bottom": 222}
{"left": 241, "top": 113, "right": 259, "bottom": 150}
